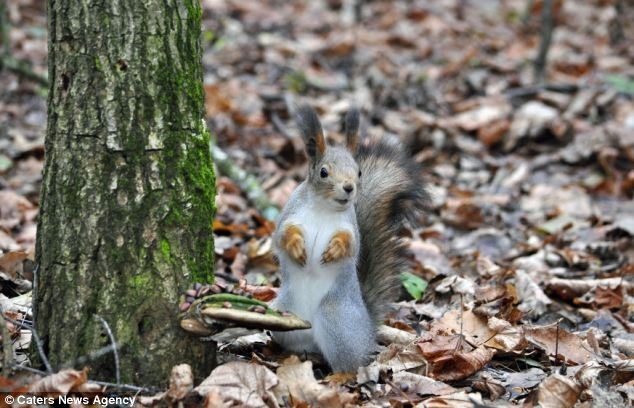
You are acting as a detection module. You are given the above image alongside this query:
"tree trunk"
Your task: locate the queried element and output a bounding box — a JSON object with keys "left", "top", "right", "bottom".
{"left": 36, "top": 0, "right": 216, "bottom": 386}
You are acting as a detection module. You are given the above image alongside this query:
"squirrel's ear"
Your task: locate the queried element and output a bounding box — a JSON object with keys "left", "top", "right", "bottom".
{"left": 344, "top": 107, "right": 360, "bottom": 154}
{"left": 295, "top": 105, "right": 326, "bottom": 160}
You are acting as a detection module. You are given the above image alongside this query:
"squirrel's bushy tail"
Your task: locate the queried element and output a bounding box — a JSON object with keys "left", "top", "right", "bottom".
{"left": 355, "top": 140, "right": 428, "bottom": 322}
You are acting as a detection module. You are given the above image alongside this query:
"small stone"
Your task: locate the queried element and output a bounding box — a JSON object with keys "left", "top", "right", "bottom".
{"left": 248, "top": 305, "right": 266, "bottom": 314}
{"left": 198, "top": 285, "right": 211, "bottom": 296}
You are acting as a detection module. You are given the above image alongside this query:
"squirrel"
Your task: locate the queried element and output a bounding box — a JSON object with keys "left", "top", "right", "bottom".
{"left": 271, "top": 105, "right": 427, "bottom": 372}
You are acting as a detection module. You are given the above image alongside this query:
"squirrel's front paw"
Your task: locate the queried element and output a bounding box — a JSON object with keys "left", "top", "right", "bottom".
{"left": 321, "top": 231, "right": 353, "bottom": 264}
{"left": 280, "top": 224, "right": 307, "bottom": 266}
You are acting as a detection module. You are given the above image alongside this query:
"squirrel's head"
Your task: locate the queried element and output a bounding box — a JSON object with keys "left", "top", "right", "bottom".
{"left": 295, "top": 105, "right": 361, "bottom": 211}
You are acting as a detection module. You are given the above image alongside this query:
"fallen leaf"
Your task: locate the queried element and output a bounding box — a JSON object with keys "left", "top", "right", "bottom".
{"left": 524, "top": 325, "right": 593, "bottom": 365}
{"left": 417, "top": 390, "right": 486, "bottom": 407}
{"left": 194, "top": 361, "right": 278, "bottom": 408}
{"left": 166, "top": 364, "right": 193, "bottom": 401}
{"left": 515, "top": 269, "right": 551, "bottom": 317}
{"left": 273, "top": 356, "right": 356, "bottom": 407}
{"left": 28, "top": 368, "right": 90, "bottom": 395}
{"left": 375, "top": 342, "right": 428, "bottom": 374}
{"left": 392, "top": 371, "right": 457, "bottom": 397}
{"left": 536, "top": 373, "right": 581, "bottom": 408}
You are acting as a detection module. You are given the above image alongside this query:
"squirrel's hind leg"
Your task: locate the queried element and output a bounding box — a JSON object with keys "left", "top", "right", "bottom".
{"left": 313, "top": 292, "right": 376, "bottom": 372}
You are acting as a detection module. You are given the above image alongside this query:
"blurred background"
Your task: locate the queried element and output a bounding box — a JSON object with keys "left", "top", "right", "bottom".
{"left": 1, "top": 0, "right": 633, "bottom": 284}
{"left": 1, "top": 2, "right": 634, "bottom": 401}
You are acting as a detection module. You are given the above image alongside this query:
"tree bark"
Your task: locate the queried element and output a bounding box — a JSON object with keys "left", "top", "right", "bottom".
{"left": 36, "top": 0, "right": 216, "bottom": 386}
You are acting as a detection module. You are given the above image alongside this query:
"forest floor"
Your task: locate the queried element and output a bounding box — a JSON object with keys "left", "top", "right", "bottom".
{"left": 1, "top": 0, "right": 633, "bottom": 407}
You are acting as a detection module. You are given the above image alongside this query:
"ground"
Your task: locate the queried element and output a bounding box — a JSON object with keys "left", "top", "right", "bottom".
{"left": 0, "top": 0, "right": 633, "bottom": 407}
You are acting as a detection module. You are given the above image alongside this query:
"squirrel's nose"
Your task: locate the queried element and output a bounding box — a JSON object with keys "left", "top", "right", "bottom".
{"left": 343, "top": 184, "right": 354, "bottom": 194}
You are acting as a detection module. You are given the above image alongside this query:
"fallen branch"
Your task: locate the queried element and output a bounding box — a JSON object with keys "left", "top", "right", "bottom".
{"left": 62, "top": 343, "right": 121, "bottom": 369}
{"left": 534, "top": 0, "right": 555, "bottom": 84}
{"left": 211, "top": 143, "right": 280, "bottom": 221}
{"left": 0, "top": 56, "right": 49, "bottom": 87}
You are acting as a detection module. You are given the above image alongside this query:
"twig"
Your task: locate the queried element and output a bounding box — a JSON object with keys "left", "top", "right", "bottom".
{"left": 0, "top": 2, "right": 48, "bottom": 86}
{"left": 89, "top": 380, "right": 157, "bottom": 394}
{"left": 0, "top": 0, "right": 10, "bottom": 58}
{"left": 3, "top": 315, "right": 53, "bottom": 373}
{"left": 454, "top": 294, "right": 468, "bottom": 351}
{"left": 62, "top": 344, "right": 120, "bottom": 368}
{"left": 522, "top": 0, "right": 535, "bottom": 25}
{"left": 11, "top": 364, "right": 157, "bottom": 394}
{"left": 554, "top": 319, "right": 559, "bottom": 364}
{"left": 12, "top": 311, "right": 122, "bottom": 375}
{"left": 10, "top": 363, "right": 47, "bottom": 375}
{"left": 269, "top": 111, "right": 293, "bottom": 140}
{"left": 554, "top": 318, "right": 567, "bottom": 374}
{"left": 534, "top": 0, "right": 555, "bottom": 84}
{"left": 95, "top": 315, "right": 121, "bottom": 384}
{"left": 31, "top": 263, "right": 39, "bottom": 335}
{"left": 610, "top": 1, "right": 626, "bottom": 46}
{"left": 0, "top": 56, "right": 49, "bottom": 86}
{"left": 27, "top": 322, "right": 53, "bottom": 374}
{"left": 385, "top": 378, "right": 415, "bottom": 405}
{"left": 504, "top": 82, "right": 579, "bottom": 99}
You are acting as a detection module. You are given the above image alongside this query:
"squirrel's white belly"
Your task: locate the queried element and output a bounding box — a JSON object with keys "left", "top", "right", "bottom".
{"left": 286, "top": 206, "right": 353, "bottom": 315}
{"left": 281, "top": 205, "right": 353, "bottom": 310}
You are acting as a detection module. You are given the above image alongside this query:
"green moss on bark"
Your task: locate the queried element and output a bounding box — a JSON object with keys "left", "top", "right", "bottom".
{"left": 37, "top": 0, "right": 216, "bottom": 386}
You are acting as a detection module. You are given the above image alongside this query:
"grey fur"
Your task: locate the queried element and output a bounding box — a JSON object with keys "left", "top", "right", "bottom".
{"left": 272, "top": 105, "right": 426, "bottom": 372}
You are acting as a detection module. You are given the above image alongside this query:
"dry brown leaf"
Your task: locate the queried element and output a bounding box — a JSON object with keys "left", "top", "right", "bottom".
{"left": 0, "top": 190, "right": 34, "bottom": 228}
{"left": 431, "top": 309, "right": 494, "bottom": 346}
{"left": 515, "top": 269, "right": 551, "bottom": 317}
{"left": 0, "top": 250, "right": 29, "bottom": 281}
{"left": 441, "top": 201, "right": 484, "bottom": 229}
{"left": 536, "top": 374, "right": 581, "bottom": 408}
{"left": 473, "top": 284, "right": 520, "bottom": 322}
{"left": 212, "top": 219, "right": 249, "bottom": 236}
{"left": 485, "top": 317, "right": 525, "bottom": 352}
{"left": 417, "top": 390, "right": 486, "bottom": 408}
{"left": 392, "top": 371, "right": 456, "bottom": 397}
{"left": 429, "top": 345, "right": 495, "bottom": 382}
{"left": 273, "top": 356, "right": 356, "bottom": 407}
{"left": 166, "top": 364, "right": 193, "bottom": 401}
{"left": 471, "top": 371, "right": 506, "bottom": 400}
{"left": 375, "top": 342, "right": 428, "bottom": 374}
{"left": 194, "top": 361, "right": 278, "bottom": 408}
{"left": 584, "top": 285, "right": 625, "bottom": 309}
{"left": 524, "top": 325, "right": 593, "bottom": 365}
{"left": 444, "top": 102, "right": 512, "bottom": 132}
{"left": 241, "top": 281, "right": 277, "bottom": 303}
{"left": 477, "top": 118, "right": 510, "bottom": 148}
{"left": 547, "top": 277, "right": 633, "bottom": 301}
{"left": 409, "top": 239, "right": 453, "bottom": 278}
{"left": 28, "top": 368, "right": 89, "bottom": 395}
{"left": 0, "top": 230, "right": 19, "bottom": 251}
{"left": 376, "top": 324, "right": 417, "bottom": 346}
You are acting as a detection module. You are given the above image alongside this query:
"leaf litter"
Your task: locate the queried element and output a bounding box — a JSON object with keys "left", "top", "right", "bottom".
{"left": 1, "top": 0, "right": 634, "bottom": 406}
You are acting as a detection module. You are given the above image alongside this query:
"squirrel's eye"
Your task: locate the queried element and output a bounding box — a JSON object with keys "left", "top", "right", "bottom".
{"left": 358, "top": 170, "right": 362, "bottom": 178}
{"left": 320, "top": 167, "right": 328, "bottom": 178}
